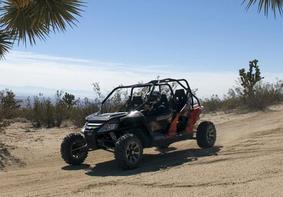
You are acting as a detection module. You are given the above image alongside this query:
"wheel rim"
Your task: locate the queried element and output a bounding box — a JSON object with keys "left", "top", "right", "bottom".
{"left": 206, "top": 125, "right": 216, "bottom": 145}
{"left": 125, "top": 141, "right": 141, "bottom": 164}
{"left": 70, "top": 141, "right": 86, "bottom": 159}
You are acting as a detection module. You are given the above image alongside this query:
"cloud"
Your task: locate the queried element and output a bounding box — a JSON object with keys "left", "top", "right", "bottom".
{"left": 0, "top": 51, "right": 282, "bottom": 98}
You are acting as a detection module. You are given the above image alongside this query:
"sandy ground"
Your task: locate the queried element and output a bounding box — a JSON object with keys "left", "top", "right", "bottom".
{"left": 1, "top": 105, "right": 283, "bottom": 197}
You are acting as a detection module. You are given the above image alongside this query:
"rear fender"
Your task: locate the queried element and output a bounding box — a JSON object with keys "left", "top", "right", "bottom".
{"left": 186, "top": 106, "right": 202, "bottom": 133}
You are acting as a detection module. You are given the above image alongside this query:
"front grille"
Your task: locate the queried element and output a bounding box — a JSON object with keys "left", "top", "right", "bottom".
{"left": 85, "top": 122, "right": 103, "bottom": 131}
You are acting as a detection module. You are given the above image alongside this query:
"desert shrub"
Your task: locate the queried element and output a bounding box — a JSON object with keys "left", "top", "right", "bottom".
{"left": 221, "top": 88, "right": 243, "bottom": 111}
{"left": 0, "top": 85, "right": 125, "bottom": 128}
{"left": 202, "top": 80, "right": 283, "bottom": 113}
{"left": 235, "top": 59, "right": 282, "bottom": 110}
{"left": 54, "top": 101, "right": 66, "bottom": 127}
{"left": 27, "top": 96, "right": 55, "bottom": 128}
{"left": 20, "top": 91, "right": 80, "bottom": 128}
{"left": 202, "top": 59, "right": 282, "bottom": 113}
{"left": 201, "top": 95, "right": 222, "bottom": 112}
{"left": 23, "top": 92, "right": 70, "bottom": 128}
{"left": 44, "top": 99, "right": 55, "bottom": 128}
{"left": 0, "top": 89, "right": 20, "bottom": 119}
{"left": 238, "top": 60, "right": 283, "bottom": 110}
{"left": 202, "top": 91, "right": 242, "bottom": 113}
{"left": 70, "top": 98, "right": 99, "bottom": 127}
{"left": 29, "top": 96, "right": 42, "bottom": 127}
{"left": 19, "top": 97, "right": 32, "bottom": 119}
{"left": 54, "top": 91, "right": 68, "bottom": 127}
{"left": 244, "top": 81, "right": 283, "bottom": 110}
{"left": 18, "top": 91, "right": 100, "bottom": 128}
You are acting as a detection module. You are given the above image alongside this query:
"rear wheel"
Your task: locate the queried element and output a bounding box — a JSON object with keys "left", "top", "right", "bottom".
{"left": 60, "top": 133, "right": 88, "bottom": 165}
{"left": 114, "top": 133, "right": 143, "bottom": 170}
{"left": 196, "top": 121, "right": 216, "bottom": 148}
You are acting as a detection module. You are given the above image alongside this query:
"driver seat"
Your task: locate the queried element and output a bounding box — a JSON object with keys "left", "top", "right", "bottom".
{"left": 129, "top": 96, "right": 143, "bottom": 109}
{"left": 174, "top": 89, "right": 187, "bottom": 112}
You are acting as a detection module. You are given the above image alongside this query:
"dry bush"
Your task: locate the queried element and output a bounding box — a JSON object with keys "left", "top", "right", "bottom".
{"left": 202, "top": 80, "right": 283, "bottom": 113}
{"left": 0, "top": 89, "right": 20, "bottom": 119}
{"left": 69, "top": 98, "right": 99, "bottom": 127}
{"left": 17, "top": 91, "right": 100, "bottom": 128}
{"left": 244, "top": 81, "right": 283, "bottom": 110}
{"left": 203, "top": 60, "right": 283, "bottom": 113}
{"left": 201, "top": 95, "right": 222, "bottom": 113}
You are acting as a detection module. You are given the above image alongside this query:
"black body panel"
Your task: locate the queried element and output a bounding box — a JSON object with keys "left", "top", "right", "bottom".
{"left": 120, "top": 111, "right": 147, "bottom": 129}
{"left": 152, "top": 132, "right": 194, "bottom": 147}
{"left": 86, "top": 112, "right": 128, "bottom": 123}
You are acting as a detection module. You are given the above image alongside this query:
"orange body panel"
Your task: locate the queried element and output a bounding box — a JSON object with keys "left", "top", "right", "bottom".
{"left": 167, "top": 105, "right": 201, "bottom": 137}
{"left": 186, "top": 106, "right": 201, "bottom": 133}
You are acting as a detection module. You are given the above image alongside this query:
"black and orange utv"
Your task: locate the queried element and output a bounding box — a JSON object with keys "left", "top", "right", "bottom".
{"left": 61, "top": 78, "right": 216, "bottom": 169}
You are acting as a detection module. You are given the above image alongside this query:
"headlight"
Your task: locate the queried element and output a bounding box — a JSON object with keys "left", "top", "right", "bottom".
{"left": 81, "top": 123, "right": 86, "bottom": 132}
{"left": 97, "top": 123, "right": 118, "bottom": 133}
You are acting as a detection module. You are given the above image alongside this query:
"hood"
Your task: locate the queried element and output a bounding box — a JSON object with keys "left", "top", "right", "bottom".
{"left": 86, "top": 112, "right": 128, "bottom": 123}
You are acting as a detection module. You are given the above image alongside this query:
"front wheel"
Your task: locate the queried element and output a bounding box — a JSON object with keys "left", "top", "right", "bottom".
{"left": 196, "top": 121, "right": 216, "bottom": 148}
{"left": 60, "top": 133, "right": 88, "bottom": 165}
{"left": 114, "top": 134, "right": 143, "bottom": 170}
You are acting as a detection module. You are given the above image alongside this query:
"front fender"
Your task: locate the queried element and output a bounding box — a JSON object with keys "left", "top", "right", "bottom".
{"left": 119, "top": 111, "right": 152, "bottom": 147}
{"left": 120, "top": 111, "right": 148, "bottom": 129}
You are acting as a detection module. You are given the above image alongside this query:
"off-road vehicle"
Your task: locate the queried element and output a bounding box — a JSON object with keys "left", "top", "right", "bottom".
{"left": 61, "top": 78, "right": 216, "bottom": 169}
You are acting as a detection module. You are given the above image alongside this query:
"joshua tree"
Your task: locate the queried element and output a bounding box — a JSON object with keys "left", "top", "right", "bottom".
{"left": 239, "top": 59, "right": 264, "bottom": 98}
{"left": 0, "top": 0, "right": 83, "bottom": 58}
{"left": 62, "top": 92, "right": 77, "bottom": 109}
{"left": 244, "top": 0, "right": 283, "bottom": 16}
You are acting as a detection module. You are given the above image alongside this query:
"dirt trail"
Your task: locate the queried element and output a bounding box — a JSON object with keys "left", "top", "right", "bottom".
{"left": 1, "top": 105, "right": 283, "bottom": 197}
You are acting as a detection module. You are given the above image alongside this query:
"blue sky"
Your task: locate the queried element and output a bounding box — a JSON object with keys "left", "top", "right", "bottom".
{"left": 1, "top": 0, "right": 283, "bottom": 98}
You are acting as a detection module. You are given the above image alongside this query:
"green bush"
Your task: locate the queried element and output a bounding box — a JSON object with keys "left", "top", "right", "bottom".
{"left": 0, "top": 89, "right": 20, "bottom": 119}
{"left": 69, "top": 98, "right": 99, "bottom": 127}
{"left": 202, "top": 60, "right": 283, "bottom": 113}
{"left": 202, "top": 80, "right": 283, "bottom": 113}
{"left": 27, "top": 96, "right": 55, "bottom": 128}
{"left": 23, "top": 92, "right": 73, "bottom": 128}
{"left": 201, "top": 95, "right": 222, "bottom": 112}
{"left": 54, "top": 91, "right": 68, "bottom": 127}
{"left": 18, "top": 91, "right": 100, "bottom": 128}
{"left": 244, "top": 81, "right": 283, "bottom": 110}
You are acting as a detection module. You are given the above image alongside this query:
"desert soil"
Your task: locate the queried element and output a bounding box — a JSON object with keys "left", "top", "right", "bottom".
{"left": 1, "top": 105, "right": 283, "bottom": 197}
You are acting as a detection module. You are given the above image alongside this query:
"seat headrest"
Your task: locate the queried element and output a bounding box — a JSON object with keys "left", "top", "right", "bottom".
{"left": 175, "top": 89, "right": 186, "bottom": 97}
{"left": 148, "top": 91, "right": 161, "bottom": 102}
{"left": 160, "top": 94, "right": 168, "bottom": 103}
{"left": 160, "top": 94, "right": 167, "bottom": 100}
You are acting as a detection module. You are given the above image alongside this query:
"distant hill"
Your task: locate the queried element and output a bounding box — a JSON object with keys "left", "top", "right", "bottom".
{"left": 0, "top": 84, "right": 96, "bottom": 100}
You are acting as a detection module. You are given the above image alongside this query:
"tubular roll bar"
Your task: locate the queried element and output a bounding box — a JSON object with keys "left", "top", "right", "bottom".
{"left": 149, "top": 78, "right": 201, "bottom": 107}
{"left": 100, "top": 78, "right": 201, "bottom": 112}
{"left": 101, "top": 83, "right": 153, "bottom": 105}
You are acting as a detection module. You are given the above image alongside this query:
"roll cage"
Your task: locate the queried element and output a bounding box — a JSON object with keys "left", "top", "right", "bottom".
{"left": 149, "top": 78, "right": 201, "bottom": 107}
{"left": 100, "top": 78, "right": 200, "bottom": 113}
